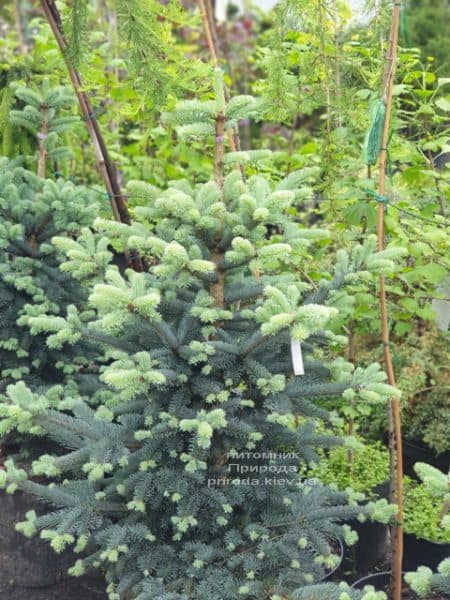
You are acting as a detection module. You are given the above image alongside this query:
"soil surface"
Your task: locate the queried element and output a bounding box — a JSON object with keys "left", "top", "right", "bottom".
{"left": 0, "top": 491, "right": 107, "bottom": 600}
{"left": 0, "top": 580, "right": 107, "bottom": 600}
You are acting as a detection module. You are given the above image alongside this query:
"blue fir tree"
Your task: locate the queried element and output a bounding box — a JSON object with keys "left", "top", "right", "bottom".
{"left": 0, "top": 72, "right": 402, "bottom": 600}
{"left": 0, "top": 157, "right": 98, "bottom": 390}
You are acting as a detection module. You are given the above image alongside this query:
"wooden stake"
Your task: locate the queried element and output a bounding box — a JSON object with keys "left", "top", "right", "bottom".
{"left": 37, "top": 103, "right": 49, "bottom": 178}
{"left": 377, "top": 5, "right": 403, "bottom": 600}
{"left": 39, "top": 0, "right": 143, "bottom": 272}
{"left": 210, "top": 112, "right": 226, "bottom": 309}
{"left": 13, "top": 0, "right": 27, "bottom": 55}
{"left": 197, "top": 0, "right": 241, "bottom": 154}
{"left": 198, "top": 0, "right": 218, "bottom": 64}
{"left": 214, "top": 112, "right": 225, "bottom": 190}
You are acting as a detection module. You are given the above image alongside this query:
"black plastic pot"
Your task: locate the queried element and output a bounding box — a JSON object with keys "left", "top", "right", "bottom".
{"left": 402, "top": 440, "right": 450, "bottom": 478}
{"left": 352, "top": 571, "right": 392, "bottom": 590}
{"left": 345, "top": 481, "right": 390, "bottom": 574}
{"left": 0, "top": 490, "right": 107, "bottom": 600}
{"left": 351, "top": 572, "right": 422, "bottom": 600}
{"left": 403, "top": 532, "right": 450, "bottom": 571}
{"left": 317, "top": 537, "right": 344, "bottom": 582}
{"left": 349, "top": 518, "right": 389, "bottom": 574}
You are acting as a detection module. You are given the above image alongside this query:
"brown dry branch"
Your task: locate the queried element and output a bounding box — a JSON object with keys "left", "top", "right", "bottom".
{"left": 39, "top": 0, "right": 143, "bottom": 271}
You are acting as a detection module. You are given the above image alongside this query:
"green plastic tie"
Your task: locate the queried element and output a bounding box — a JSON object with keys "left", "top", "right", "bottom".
{"left": 365, "top": 189, "right": 389, "bottom": 212}
{"left": 362, "top": 99, "right": 386, "bottom": 166}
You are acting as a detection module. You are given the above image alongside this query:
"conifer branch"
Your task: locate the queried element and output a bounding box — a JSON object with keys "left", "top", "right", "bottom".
{"left": 80, "top": 328, "right": 138, "bottom": 354}
{"left": 240, "top": 331, "right": 269, "bottom": 357}
{"left": 9, "top": 239, "right": 41, "bottom": 259}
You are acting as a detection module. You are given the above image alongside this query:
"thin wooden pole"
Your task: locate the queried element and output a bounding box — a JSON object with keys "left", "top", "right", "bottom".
{"left": 197, "top": 0, "right": 240, "bottom": 154}
{"left": 39, "top": 0, "right": 143, "bottom": 272}
{"left": 377, "top": 4, "right": 403, "bottom": 600}
{"left": 37, "top": 103, "right": 49, "bottom": 178}
{"left": 198, "top": 0, "right": 218, "bottom": 64}
{"left": 13, "top": 0, "right": 27, "bottom": 55}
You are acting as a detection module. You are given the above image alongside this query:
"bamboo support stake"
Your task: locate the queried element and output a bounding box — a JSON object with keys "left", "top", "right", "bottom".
{"left": 214, "top": 113, "right": 225, "bottom": 190}
{"left": 40, "top": 0, "right": 122, "bottom": 221}
{"left": 377, "top": 4, "right": 403, "bottom": 600}
{"left": 37, "top": 103, "right": 49, "bottom": 178}
{"left": 13, "top": 0, "right": 27, "bottom": 55}
{"left": 197, "top": 0, "right": 240, "bottom": 154}
{"left": 331, "top": 0, "right": 343, "bottom": 129}
{"left": 39, "top": 0, "right": 143, "bottom": 271}
{"left": 210, "top": 111, "right": 226, "bottom": 309}
{"left": 198, "top": 0, "right": 218, "bottom": 64}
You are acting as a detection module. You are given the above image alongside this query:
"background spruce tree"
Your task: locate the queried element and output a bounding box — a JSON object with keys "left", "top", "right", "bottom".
{"left": 0, "top": 75, "right": 401, "bottom": 600}
{"left": 6, "top": 80, "right": 80, "bottom": 176}
{"left": 0, "top": 157, "right": 98, "bottom": 391}
{"left": 0, "top": 63, "right": 32, "bottom": 159}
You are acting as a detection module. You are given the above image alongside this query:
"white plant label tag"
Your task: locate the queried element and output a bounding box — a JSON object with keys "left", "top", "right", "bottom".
{"left": 215, "top": 0, "right": 227, "bottom": 22}
{"left": 290, "top": 338, "right": 304, "bottom": 376}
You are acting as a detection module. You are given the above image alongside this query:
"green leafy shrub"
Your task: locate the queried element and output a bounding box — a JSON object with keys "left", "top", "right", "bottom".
{"left": 396, "top": 331, "right": 450, "bottom": 454}
{"left": 403, "top": 466, "right": 450, "bottom": 543}
{"left": 304, "top": 439, "right": 389, "bottom": 497}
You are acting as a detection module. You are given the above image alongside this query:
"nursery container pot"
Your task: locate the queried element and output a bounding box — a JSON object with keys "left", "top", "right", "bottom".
{"left": 351, "top": 570, "right": 449, "bottom": 600}
{"left": 346, "top": 480, "right": 390, "bottom": 574}
{"left": 352, "top": 571, "right": 394, "bottom": 590}
{"left": 320, "top": 538, "right": 344, "bottom": 581}
{"left": 0, "top": 490, "right": 107, "bottom": 600}
{"left": 351, "top": 572, "right": 421, "bottom": 599}
{"left": 402, "top": 440, "right": 450, "bottom": 478}
{"left": 403, "top": 532, "right": 450, "bottom": 571}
